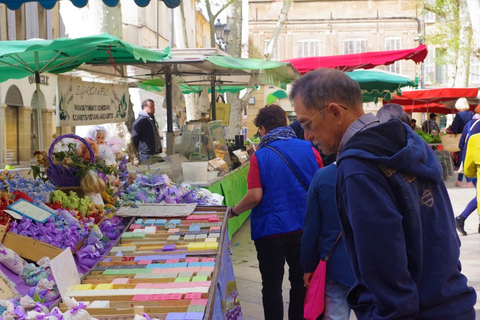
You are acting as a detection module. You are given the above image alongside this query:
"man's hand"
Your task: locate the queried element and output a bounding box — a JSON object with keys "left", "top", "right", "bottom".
{"left": 304, "top": 272, "right": 313, "bottom": 287}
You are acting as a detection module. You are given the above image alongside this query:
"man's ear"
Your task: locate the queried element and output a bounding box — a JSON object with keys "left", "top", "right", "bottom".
{"left": 327, "top": 103, "right": 344, "bottom": 119}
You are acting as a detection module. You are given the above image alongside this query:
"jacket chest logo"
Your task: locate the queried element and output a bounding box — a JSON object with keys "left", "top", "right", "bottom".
{"left": 421, "top": 189, "right": 434, "bottom": 207}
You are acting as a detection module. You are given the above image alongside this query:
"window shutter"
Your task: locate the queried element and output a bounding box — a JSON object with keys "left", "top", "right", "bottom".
{"left": 25, "top": 2, "right": 39, "bottom": 39}
{"left": 46, "top": 9, "right": 53, "bottom": 40}
{"left": 7, "top": 9, "right": 16, "bottom": 40}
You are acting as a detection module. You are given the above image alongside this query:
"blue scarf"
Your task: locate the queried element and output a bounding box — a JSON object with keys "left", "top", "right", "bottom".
{"left": 257, "top": 126, "right": 297, "bottom": 149}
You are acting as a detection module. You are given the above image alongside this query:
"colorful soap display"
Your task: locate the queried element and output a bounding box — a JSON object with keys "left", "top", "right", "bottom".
{"left": 58, "top": 206, "right": 238, "bottom": 319}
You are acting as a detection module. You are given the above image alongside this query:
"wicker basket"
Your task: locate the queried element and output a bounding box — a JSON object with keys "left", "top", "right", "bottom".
{"left": 46, "top": 133, "right": 95, "bottom": 187}
{"left": 440, "top": 134, "right": 461, "bottom": 153}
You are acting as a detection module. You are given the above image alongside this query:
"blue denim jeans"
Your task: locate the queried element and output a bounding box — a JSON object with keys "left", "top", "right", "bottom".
{"left": 324, "top": 274, "right": 351, "bottom": 320}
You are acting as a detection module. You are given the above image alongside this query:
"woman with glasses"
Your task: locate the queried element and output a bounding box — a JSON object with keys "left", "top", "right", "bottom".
{"left": 230, "top": 104, "right": 322, "bottom": 320}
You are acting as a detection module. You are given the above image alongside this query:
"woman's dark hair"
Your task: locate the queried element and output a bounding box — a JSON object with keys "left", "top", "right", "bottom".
{"left": 254, "top": 104, "right": 288, "bottom": 131}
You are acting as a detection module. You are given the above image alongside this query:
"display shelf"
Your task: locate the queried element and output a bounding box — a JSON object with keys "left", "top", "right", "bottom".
{"left": 57, "top": 206, "right": 241, "bottom": 319}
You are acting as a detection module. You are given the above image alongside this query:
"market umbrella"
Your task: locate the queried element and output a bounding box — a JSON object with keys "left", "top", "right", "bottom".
{"left": 283, "top": 45, "right": 428, "bottom": 74}
{"left": 387, "top": 87, "right": 479, "bottom": 130}
{"left": 0, "top": 33, "right": 171, "bottom": 150}
{"left": 346, "top": 69, "right": 417, "bottom": 102}
{"left": 70, "top": 48, "right": 301, "bottom": 154}
{"left": 0, "top": 0, "right": 179, "bottom": 9}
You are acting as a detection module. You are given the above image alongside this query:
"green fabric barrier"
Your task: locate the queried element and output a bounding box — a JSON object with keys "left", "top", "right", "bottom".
{"left": 207, "top": 163, "right": 250, "bottom": 238}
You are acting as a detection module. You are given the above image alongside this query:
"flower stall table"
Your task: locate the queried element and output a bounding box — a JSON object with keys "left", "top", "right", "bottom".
{"left": 199, "top": 162, "right": 250, "bottom": 238}
{"left": 59, "top": 205, "right": 242, "bottom": 319}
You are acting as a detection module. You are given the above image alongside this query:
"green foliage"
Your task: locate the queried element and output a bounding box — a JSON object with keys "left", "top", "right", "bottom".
{"left": 415, "top": 130, "right": 442, "bottom": 144}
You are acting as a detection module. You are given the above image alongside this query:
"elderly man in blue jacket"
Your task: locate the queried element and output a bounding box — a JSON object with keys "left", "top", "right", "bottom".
{"left": 290, "top": 68, "right": 476, "bottom": 320}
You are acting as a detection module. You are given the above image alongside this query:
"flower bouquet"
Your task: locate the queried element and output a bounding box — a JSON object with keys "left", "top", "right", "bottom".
{"left": 31, "top": 134, "right": 117, "bottom": 188}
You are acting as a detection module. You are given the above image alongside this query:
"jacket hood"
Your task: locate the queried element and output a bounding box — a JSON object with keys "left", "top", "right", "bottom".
{"left": 138, "top": 109, "right": 153, "bottom": 119}
{"left": 338, "top": 119, "right": 443, "bottom": 184}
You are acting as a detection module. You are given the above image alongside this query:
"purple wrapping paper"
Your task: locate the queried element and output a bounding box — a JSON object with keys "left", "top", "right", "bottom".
{"left": 0, "top": 232, "right": 120, "bottom": 307}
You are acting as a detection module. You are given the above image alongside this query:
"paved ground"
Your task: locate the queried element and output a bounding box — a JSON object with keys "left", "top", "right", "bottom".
{"left": 231, "top": 179, "right": 480, "bottom": 319}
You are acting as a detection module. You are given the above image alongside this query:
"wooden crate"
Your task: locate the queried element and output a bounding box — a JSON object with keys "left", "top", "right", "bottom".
{"left": 2, "top": 232, "right": 64, "bottom": 262}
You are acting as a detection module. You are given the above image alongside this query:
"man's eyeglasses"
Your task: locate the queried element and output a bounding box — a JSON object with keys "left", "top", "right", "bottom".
{"left": 299, "top": 104, "right": 347, "bottom": 132}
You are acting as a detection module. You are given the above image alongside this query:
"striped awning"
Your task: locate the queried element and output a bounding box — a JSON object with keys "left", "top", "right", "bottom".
{"left": 0, "top": 0, "right": 180, "bottom": 10}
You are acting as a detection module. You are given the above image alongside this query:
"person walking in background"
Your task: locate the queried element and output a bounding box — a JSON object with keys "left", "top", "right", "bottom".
{"left": 410, "top": 119, "right": 420, "bottom": 131}
{"left": 422, "top": 112, "right": 440, "bottom": 134}
{"left": 463, "top": 130, "right": 480, "bottom": 234}
{"left": 131, "top": 99, "right": 162, "bottom": 163}
{"left": 230, "top": 104, "right": 322, "bottom": 320}
{"left": 453, "top": 98, "right": 474, "bottom": 187}
{"left": 301, "top": 164, "right": 354, "bottom": 320}
{"left": 290, "top": 68, "right": 476, "bottom": 320}
{"left": 455, "top": 105, "right": 480, "bottom": 234}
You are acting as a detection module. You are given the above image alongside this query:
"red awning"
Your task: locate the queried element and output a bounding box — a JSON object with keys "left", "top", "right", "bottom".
{"left": 283, "top": 45, "right": 428, "bottom": 74}
{"left": 388, "top": 88, "right": 479, "bottom": 114}
{"left": 389, "top": 88, "right": 478, "bottom": 104}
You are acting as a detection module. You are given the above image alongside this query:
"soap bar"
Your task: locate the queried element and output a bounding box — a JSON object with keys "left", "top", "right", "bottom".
{"left": 144, "top": 219, "right": 156, "bottom": 226}
{"left": 174, "top": 277, "right": 191, "bottom": 282}
{"left": 155, "top": 219, "right": 167, "bottom": 226}
{"left": 132, "top": 294, "right": 152, "bottom": 301}
{"left": 190, "top": 299, "right": 208, "bottom": 306}
{"left": 187, "top": 305, "right": 206, "bottom": 312}
{"left": 95, "top": 284, "right": 113, "bottom": 290}
{"left": 165, "top": 313, "right": 186, "bottom": 320}
{"left": 184, "top": 312, "right": 204, "bottom": 320}
{"left": 111, "top": 278, "right": 130, "bottom": 285}
{"left": 185, "top": 292, "right": 202, "bottom": 300}
{"left": 144, "top": 226, "right": 156, "bottom": 234}
{"left": 149, "top": 294, "right": 166, "bottom": 301}
{"left": 191, "top": 276, "right": 208, "bottom": 282}
{"left": 165, "top": 293, "right": 183, "bottom": 300}
{"left": 72, "top": 284, "right": 93, "bottom": 291}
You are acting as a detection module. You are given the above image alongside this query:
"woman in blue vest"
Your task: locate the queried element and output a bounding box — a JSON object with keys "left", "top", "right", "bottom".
{"left": 231, "top": 104, "right": 322, "bottom": 320}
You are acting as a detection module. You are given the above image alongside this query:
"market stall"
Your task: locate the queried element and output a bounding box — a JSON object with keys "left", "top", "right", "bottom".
{"left": 0, "top": 130, "right": 241, "bottom": 319}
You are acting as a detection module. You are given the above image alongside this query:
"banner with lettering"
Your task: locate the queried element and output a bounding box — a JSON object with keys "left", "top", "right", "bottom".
{"left": 56, "top": 75, "right": 129, "bottom": 126}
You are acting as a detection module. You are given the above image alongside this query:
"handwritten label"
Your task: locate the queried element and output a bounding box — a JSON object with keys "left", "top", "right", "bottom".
{"left": 7, "top": 199, "right": 52, "bottom": 223}
{"left": 51, "top": 248, "right": 80, "bottom": 301}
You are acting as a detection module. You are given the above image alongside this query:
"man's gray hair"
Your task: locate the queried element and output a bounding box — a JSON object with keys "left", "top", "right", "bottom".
{"left": 289, "top": 68, "right": 362, "bottom": 111}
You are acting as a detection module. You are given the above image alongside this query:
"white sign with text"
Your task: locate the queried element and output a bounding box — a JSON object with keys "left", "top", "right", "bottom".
{"left": 56, "top": 75, "right": 129, "bottom": 126}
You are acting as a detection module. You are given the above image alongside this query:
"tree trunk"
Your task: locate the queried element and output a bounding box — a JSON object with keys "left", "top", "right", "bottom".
{"left": 225, "top": 0, "right": 244, "bottom": 139}
{"left": 176, "top": 1, "right": 199, "bottom": 121}
{"left": 455, "top": 0, "right": 473, "bottom": 87}
{"left": 264, "top": 0, "right": 293, "bottom": 60}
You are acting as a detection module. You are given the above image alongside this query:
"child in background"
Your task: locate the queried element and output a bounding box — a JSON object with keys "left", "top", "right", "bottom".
{"left": 86, "top": 126, "right": 116, "bottom": 166}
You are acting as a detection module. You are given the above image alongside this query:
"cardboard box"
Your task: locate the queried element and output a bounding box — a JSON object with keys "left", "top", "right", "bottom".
{"left": 2, "top": 232, "right": 64, "bottom": 262}
{"left": 0, "top": 224, "right": 8, "bottom": 242}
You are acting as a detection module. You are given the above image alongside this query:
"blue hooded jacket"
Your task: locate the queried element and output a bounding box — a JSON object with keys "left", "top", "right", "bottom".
{"left": 336, "top": 119, "right": 476, "bottom": 320}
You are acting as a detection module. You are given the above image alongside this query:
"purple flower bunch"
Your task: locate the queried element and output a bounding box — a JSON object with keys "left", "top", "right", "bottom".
{"left": 119, "top": 170, "right": 213, "bottom": 205}
{"left": 9, "top": 214, "right": 85, "bottom": 250}
{"left": 99, "top": 216, "right": 124, "bottom": 240}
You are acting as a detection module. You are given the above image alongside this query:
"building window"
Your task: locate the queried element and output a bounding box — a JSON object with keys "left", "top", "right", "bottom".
{"left": 470, "top": 56, "right": 480, "bottom": 84}
{"left": 297, "top": 39, "right": 320, "bottom": 57}
{"left": 424, "top": 53, "right": 434, "bottom": 85}
{"left": 264, "top": 39, "right": 280, "bottom": 61}
{"left": 385, "top": 37, "right": 401, "bottom": 74}
{"left": 435, "top": 48, "right": 447, "bottom": 84}
{"left": 343, "top": 38, "right": 367, "bottom": 54}
{"left": 424, "top": 11, "right": 436, "bottom": 23}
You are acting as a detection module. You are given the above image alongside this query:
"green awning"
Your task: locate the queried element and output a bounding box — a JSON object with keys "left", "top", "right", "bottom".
{"left": 138, "top": 78, "right": 257, "bottom": 94}
{"left": 346, "top": 70, "right": 417, "bottom": 103}
{"left": 0, "top": 33, "right": 171, "bottom": 83}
